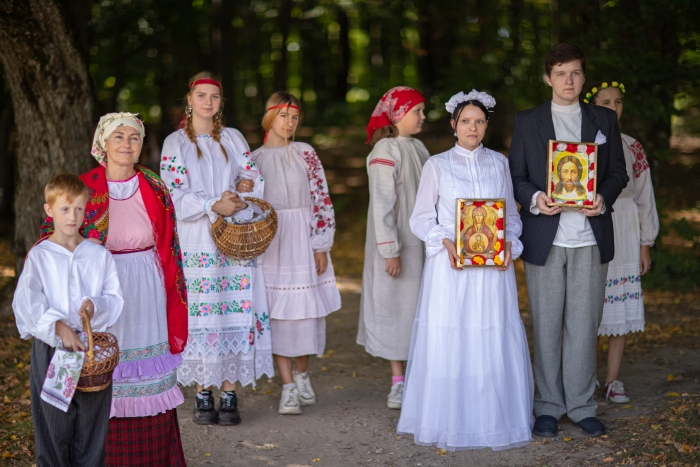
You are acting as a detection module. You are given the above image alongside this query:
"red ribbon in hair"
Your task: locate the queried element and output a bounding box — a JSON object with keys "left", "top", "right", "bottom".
{"left": 263, "top": 103, "right": 301, "bottom": 143}
{"left": 189, "top": 78, "right": 222, "bottom": 89}
{"left": 365, "top": 86, "right": 426, "bottom": 144}
{"left": 178, "top": 78, "right": 224, "bottom": 129}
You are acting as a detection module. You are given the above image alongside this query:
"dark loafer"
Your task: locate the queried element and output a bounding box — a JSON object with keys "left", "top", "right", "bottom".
{"left": 573, "top": 417, "right": 606, "bottom": 436}
{"left": 533, "top": 415, "right": 558, "bottom": 437}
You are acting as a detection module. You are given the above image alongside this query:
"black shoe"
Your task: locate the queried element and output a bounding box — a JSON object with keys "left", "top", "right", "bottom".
{"left": 193, "top": 390, "right": 217, "bottom": 425}
{"left": 533, "top": 415, "right": 558, "bottom": 437}
{"left": 572, "top": 417, "right": 605, "bottom": 437}
{"left": 217, "top": 391, "right": 242, "bottom": 426}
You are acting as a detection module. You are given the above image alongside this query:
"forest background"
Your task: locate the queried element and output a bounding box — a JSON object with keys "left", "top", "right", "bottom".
{"left": 0, "top": 1, "right": 699, "bottom": 464}
{"left": 0, "top": 0, "right": 699, "bottom": 291}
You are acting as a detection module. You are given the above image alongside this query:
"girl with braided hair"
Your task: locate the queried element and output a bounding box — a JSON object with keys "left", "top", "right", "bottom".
{"left": 160, "top": 72, "right": 273, "bottom": 426}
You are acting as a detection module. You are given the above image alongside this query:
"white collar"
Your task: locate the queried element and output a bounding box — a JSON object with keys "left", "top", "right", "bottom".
{"left": 107, "top": 173, "right": 139, "bottom": 200}
{"left": 551, "top": 101, "right": 581, "bottom": 114}
{"left": 453, "top": 142, "right": 484, "bottom": 157}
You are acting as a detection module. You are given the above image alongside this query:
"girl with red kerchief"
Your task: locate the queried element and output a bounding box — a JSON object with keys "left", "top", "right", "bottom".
{"left": 357, "top": 87, "right": 430, "bottom": 410}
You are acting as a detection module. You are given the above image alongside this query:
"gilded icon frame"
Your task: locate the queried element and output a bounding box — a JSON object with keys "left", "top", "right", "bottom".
{"left": 546, "top": 140, "right": 598, "bottom": 209}
{"left": 455, "top": 198, "right": 506, "bottom": 268}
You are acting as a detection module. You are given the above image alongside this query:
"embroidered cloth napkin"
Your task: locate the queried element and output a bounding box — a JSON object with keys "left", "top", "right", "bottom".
{"left": 40, "top": 334, "right": 87, "bottom": 412}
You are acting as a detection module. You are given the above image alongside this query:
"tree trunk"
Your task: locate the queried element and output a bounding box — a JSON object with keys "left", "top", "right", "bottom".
{"left": 0, "top": 0, "right": 94, "bottom": 271}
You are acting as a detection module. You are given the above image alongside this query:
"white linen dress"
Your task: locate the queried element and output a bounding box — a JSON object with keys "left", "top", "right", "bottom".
{"left": 598, "top": 134, "right": 659, "bottom": 336}
{"left": 250, "top": 142, "right": 341, "bottom": 357}
{"left": 357, "top": 136, "right": 430, "bottom": 361}
{"left": 160, "top": 128, "right": 274, "bottom": 388}
{"left": 397, "top": 143, "right": 534, "bottom": 451}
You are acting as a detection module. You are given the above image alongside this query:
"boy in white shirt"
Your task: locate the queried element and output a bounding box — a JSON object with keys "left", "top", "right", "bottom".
{"left": 13, "top": 174, "right": 123, "bottom": 467}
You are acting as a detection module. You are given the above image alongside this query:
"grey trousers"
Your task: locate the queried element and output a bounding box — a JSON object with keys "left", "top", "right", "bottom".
{"left": 524, "top": 245, "right": 608, "bottom": 422}
{"left": 30, "top": 339, "right": 112, "bottom": 467}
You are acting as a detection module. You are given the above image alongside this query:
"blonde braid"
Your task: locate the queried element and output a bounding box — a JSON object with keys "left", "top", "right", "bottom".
{"left": 184, "top": 115, "right": 203, "bottom": 159}
{"left": 212, "top": 112, "right": 228, "bottom": 161}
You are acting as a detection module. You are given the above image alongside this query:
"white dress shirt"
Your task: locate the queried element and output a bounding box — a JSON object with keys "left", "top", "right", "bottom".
{"left": 530, "top": 101, "right": 598, "bottom": 248}
{"left": 13, "top": 239, "right": 124, "bottom": 347}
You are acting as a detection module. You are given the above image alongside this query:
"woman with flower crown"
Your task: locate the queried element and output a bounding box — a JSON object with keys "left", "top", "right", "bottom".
{"left": 585, "top": 82, "right": 658, "bottom": 404}
{"left": 397, "top": 90, "right": 534, "bottom": 451}
{"left": 160, "top": 72, "right": 273, "bottom": 426}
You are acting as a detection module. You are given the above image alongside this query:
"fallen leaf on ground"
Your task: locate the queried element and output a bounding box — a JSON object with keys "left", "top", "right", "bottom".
{"left": 263, "top": 389, "right": 275, "bottom": 395}
{"left": 352, "top": 371, "right": 357, "bottom": 377}
{"left": 204, "top": 453, "right": 210, "bottom": 457}
{"left": 436, "top": 449, "right": 447, "bottom": 455}
{"left": 312, "top": 458, "right": 321, "bottom": 462}
{"left": 563, "top": 437, "right": 572, "bottom": 442}
{"left": 333, "top": 385, "right": 344, "bottom": 390}
{"left": 321, "top": 366, "right": 328, "bottom": 371}
{"left": 255, "top": 444, "right": 275, "bottom": 450}
{"left": 666, "top": 392, "right": 680, "bottom": 397}
{"left": 603, "top": 456, "right": 614, "bottom": 462}
{"left": 1, "top": 452, "right": 15, "bottom": 459}
{"left": 667, "top": 374, "right": 676, "bottom": 381}
{"left": 622, "top": 404, "right": 633, "bottom": 409}
{"left": 651, "top": 424, "right": 662, "bottom": 430}
{"left": 321, "top": 350, "right": 336, "bottom": 359}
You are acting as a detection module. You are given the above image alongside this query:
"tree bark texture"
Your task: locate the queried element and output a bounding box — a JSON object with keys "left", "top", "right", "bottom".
{"left": 0, "top": 0, "right": 94, "bottom": 266}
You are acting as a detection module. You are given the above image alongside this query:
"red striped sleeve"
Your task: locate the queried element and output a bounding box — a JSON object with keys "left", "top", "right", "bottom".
{"left": 368, "top": 158, "right": 395, "bottom": 168}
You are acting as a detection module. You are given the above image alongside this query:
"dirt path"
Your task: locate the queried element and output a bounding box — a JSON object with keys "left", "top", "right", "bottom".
{"left": 178, "top": 283, "right": 700, "bottom": 467}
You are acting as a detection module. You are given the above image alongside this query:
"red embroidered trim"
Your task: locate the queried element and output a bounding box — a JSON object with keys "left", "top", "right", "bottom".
{"left": 624, "top": 139, "right": 650, "bottom": 179}
{"left": 368, "top": 158, "right": 395, "bottom": 168}
{"left": 376, "top": 241, "right": 395, "bottom": 245}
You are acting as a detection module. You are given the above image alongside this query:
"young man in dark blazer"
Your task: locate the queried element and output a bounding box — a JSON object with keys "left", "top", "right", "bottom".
{"left": 509, "top": 44, "right": 629, "bottom": 437}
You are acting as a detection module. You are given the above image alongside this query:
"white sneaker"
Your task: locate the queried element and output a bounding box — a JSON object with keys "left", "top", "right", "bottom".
{"left": 278, "top": 386, "right": 302, "bottom": 415}
{"left": 387, "top": 382, "right": 403, "bottom": 409}
{"left": 293, "top": 370, "right": 316, "bottom": 406}
{"left": 605, "top": 380, "right": 630, "bottom": 404}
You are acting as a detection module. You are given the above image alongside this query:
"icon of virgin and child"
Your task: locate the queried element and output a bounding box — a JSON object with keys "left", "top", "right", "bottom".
{"left": 461, "top": 205, "right": 496, "bottom": 256}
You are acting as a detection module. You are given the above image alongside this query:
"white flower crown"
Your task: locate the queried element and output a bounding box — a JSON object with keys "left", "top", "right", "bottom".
{"left": 444, "top": 90, "right": 496, "bottom": 114}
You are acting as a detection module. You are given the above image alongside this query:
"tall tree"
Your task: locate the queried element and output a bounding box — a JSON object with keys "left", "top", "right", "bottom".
{"left": 0, "top": 0, "right": 94, "bottom": 270}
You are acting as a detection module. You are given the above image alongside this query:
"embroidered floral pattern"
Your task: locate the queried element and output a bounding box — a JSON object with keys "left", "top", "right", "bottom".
{"left": 161, "top": 155, "right": 188, "bottom": 174}
{"left": 253, "top": 310, "right": 270, "bottom": 338}
{"left": 627, "top": 140, "right": 650, "bottom": 178}
{"left": 605, "top": 291, "right": 642, "bottom": 304}
{"left": 186, "top": 274, "right": 252, "bottom": 294}
{"left": 183, "top": 251, "right": 256, "bottom": 268}
{"left": 119, "top": 342, "right": 170, "bottom": 361}
{"left": 301, "top": 149, "right": 336, "bottom": 238}
{"left": 112, "top": 372, "right": 177, "bottom": 398}
{"left": 188, "top": 299, "right": 248, "bottom": 317}
{"left": 606, "top": 275, "right": 641, "bottom": 287}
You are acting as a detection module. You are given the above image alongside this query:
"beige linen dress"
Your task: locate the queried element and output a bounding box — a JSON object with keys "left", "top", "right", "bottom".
{"left": 357, "top": 136, "right": 430, "bottom": 361}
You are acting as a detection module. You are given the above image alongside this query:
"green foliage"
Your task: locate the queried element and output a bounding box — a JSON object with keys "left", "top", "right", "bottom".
{"left": 83, "top": 0, "right": 700, "bottom": 151}
{"left": 643, "top": 201, "right": 700, "bottom": 291}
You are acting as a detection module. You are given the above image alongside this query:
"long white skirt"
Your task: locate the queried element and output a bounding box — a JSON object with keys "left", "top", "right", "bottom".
{"left": 599, "top": 197, "right": 645, "bottom": 336}
{"left": 397, "top": 248, "right": 534, "bottom": 451}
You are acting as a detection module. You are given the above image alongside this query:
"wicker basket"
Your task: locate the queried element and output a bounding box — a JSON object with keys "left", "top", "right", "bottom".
{"left": 211, "top": 197, "right": 278, "bottom": 260}
{"left": 76, "top": 315, "right": 120, "bottom": 393}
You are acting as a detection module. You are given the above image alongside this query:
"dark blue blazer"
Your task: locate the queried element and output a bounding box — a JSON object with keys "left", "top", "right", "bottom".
{"left": 508, "top": 101, "right": 629, "bottom": 265}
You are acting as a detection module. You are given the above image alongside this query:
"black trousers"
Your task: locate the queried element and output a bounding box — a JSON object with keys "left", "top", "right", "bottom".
{"left": 30, "top": 339, "right": 112, "bottom": 467}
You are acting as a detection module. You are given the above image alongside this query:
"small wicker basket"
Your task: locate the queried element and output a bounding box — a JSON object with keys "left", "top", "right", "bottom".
{"left": 76, "top": 314, "right": 120, "bottom": 392}
{"left": 211, "top": 197, "right": 278, "bottom": 260}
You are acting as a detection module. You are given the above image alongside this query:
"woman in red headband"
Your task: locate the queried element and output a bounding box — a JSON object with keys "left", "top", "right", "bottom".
{"left": 160, "top": 71, "right": 273, "bottom": 426}
{"left": 357, "top": 86, "right": 430, "bottom": 410}
{"left": 245, "top": 92, "right": 340, "bottom": 415}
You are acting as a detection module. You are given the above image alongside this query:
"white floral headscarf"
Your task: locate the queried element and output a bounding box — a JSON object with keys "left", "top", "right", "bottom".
{"left": 91, "top": 112, "right": 145, "bottom": 166}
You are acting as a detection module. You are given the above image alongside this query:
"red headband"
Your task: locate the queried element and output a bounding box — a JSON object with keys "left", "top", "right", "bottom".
{"left": 263, "top": 104, "right": 301, "bottom": 143}
{"left": 267, "top": 104, "right": 300, "bottom": 111}
{"left": 189, "top": 78, "right": 222, "bottom": 89}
